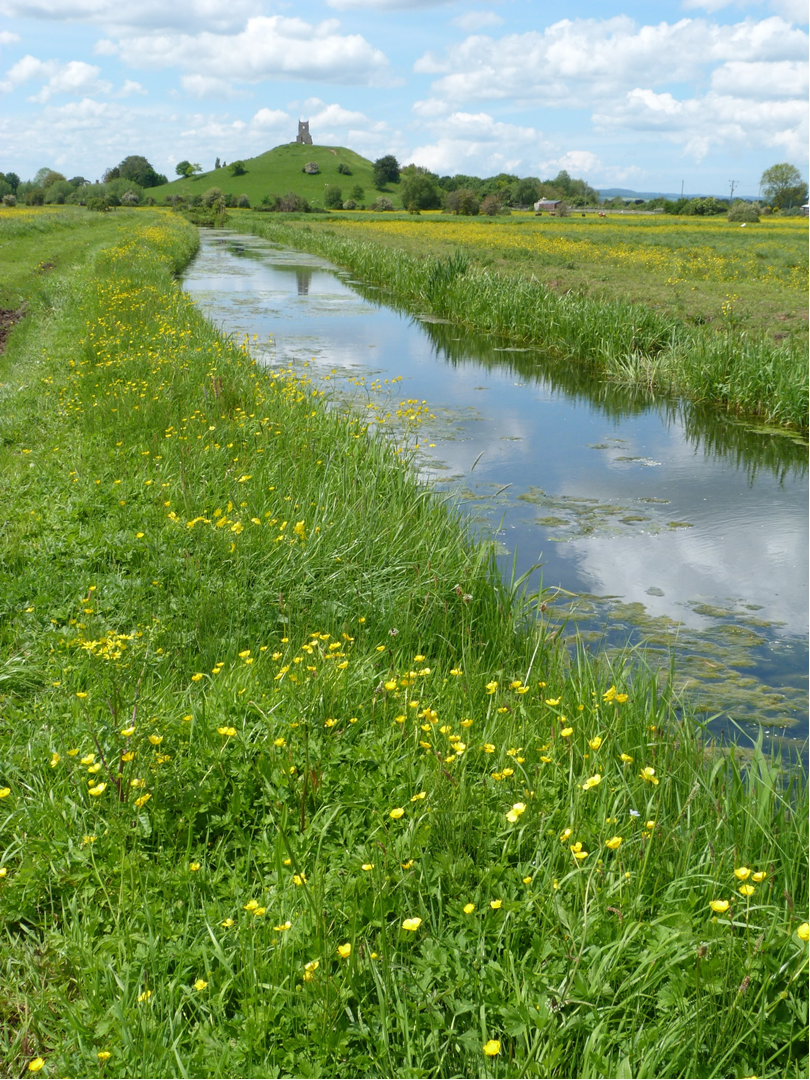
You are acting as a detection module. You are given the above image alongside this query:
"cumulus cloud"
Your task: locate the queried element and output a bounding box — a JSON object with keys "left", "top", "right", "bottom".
{"left": 112, "top": 15, "right": 392, "bottom": 87}
{"left": 414, "top": 16, "right": 808, "bottom": 106}
{"left": 710, "top": 58, "right": 808, "bottom": 98}
{"left": 181, "top": 73, "right": 245, "bottom": 99}
{"left": 539, "top": 150, "right": 601, "bottom": 177}
{"left": 0, "top": 1, "right": 262, "bottom": 35}
{"left": 595, "top": 87, "right": 809, "bottom": 162}
{"left": 450, "top": 10, "right": 503, "bottom": 32}
{"left": 0, "top": 29, "right": 21, "bottom": 45}
{"left": 326, "top": 0, "right": 450, "bottom": 9}
{"left": 683, "top": 0, "right": 808, "bottom": 22}
{"left": 1, "top": 54, "right": 112, "bottom": 100}
{"left": 407, "top": 111, "right": 546, "bottom": 175}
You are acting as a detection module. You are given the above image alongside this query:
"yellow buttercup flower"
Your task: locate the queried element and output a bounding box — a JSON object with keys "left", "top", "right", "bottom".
{"left": 734, "top": 866, "right": 751, "bottom": 881}
{"left": 274, "top": 921, "right": 292, "bottom": 931}
{"left": 797, "top": 923, "right": 809, "bottom": 942}
{"left": 120, "top": 726, "right": 135, "bottom": 737}
{"left": 189, "top": 862, "right": 201, "bottom": 872}
{"left": 640, "top": 766, "right": 659, "bottom": 785}
{"left": 752, "top": 871, "right": 767, "bottom": 883}
{"left": 582, "top": 773, "right": 602, "bottom": 791}
{"left": 138, "top": 989, "right": 152, "bottom": 1002}
{"left": 221, "top": 918, "right": 235, "bottom": 927}
{"left": 560, "top": 727, "right": 573, "bottom": 737}
{"left": 489, "top": 899, "right": 502, "bottom": 910}
{"left": 738, "top": 884, "right": 755, "bottom": 897}
{"left": 28, "top": 1058, "right": 45, "bottom": 1072}
{"left": 218, "top": 726, "right": 237, "bottom": 737}
{"left": 485, "top": 680, "right": 498, "bottom": 694}
{"left": 619, "top": 753, "right": 633, "bottom": 763}
{"left": 361, "top": 863, "right": 374, "bottom": 871}
{"left": 134, "top": 793, "right": 151, "bottom": 808}
{"left": 709, "top": 899, "right": 730, "bottom": 914}
{"left": 389, "top": 807, "right": 405, "bottom": 819}
{"left": 605, "top": 836, "right": 623, "bottom": 850}
{"left": 463, "top": 903, "right": 475, "bottom": 914}
{"left": 337, "top": 943, "right": 352, "bottom": 958}
{"left": 97, "top": 1050, "right": 112, "bottom": 1061}
{"left": 402, "top": 917, "right": 422, "bottom": 931}
{"left": 303, "top": 960, "right": 319, "bottom": 981}
{"left": 559, "top": 828, "right": 572, "bottom": 842}
{"left": 193, "top": 979, "right": 208, "bottom": 991}
{"left": 50, "top": 753, "right": 61, "bottom": 767}
{"left": 544, "top": 698, "right": 560, "bottom": 706}
{"left": 80, "top": 753, "right": 95, "bottom": 765}
{"left": 411, "top": 791, "right": 427, "bottom": 801}
{"left": 589, "top": 736, "right": 603, "bottom": 750}
{"left": 88, "top": 782, "right": 107, "bottom": 797}
{"left": 148, "top": 734, "right": 163, "bottom": 746}
{"left": 483, "top": 1039, "right": 501, "bottom": 1057}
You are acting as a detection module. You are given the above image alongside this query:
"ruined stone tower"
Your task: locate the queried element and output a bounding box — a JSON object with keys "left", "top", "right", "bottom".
{"left": 296, "top": 120, "right": 312, "bottom": 145}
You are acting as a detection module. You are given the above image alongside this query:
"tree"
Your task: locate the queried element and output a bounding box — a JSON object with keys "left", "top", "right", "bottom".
{"left": 444, "top": 188, "right": 479, "bottom": 215}
{"left": 350, "top": 184, "right": 364, "bottom": 202}
{"left": 3, "top": 172, "right": 20, "bottom": 192}
{"left": 760, "top": 163, "right": 807, "bottom": 209}
{"left": 323, "top": 184, "right": 343, "bottom": 209}
{"left": 215, "top": 157, "right": 221, "bottom": 170}
{"left": 373, "top": 155, "right": 400, "bottom": 189}
{"left": 115, "top": 155, "right": 167, "bottom": 188}
{"left": 230, "top": 161, "right": 247, "bottom": 176}
{"left": 400, "top": 171, "right": 441, "bottom": 210}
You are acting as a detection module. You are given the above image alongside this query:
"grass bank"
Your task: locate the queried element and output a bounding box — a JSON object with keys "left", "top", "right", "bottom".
{"left": 0, "top": 208, "right": 807, "bottom": 1078}
{"left": 229, "top": 212, "right": 809, "bottom": 431}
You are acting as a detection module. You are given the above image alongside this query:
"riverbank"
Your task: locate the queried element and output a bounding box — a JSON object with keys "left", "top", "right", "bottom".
{"left": 1, "top": 208, "right": 807, "bottom": 1078}
{"left": 228, "top": 212, "right": 809, "bottom": 432}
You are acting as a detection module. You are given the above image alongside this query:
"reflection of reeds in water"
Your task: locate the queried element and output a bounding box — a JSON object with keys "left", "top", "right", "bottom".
{"left": 233, "top": 218, "right": 809, "bottom": 433}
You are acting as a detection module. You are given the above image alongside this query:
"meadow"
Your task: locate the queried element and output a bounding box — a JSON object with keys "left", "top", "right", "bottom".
{"left": 230, "top": 211, "right": 809, "bottom": 431}
{"left": 0, "top": 206, "right": 807, "bottom": 1078}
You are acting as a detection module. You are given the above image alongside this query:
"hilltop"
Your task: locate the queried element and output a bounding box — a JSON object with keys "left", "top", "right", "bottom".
{"left": 149, "top": 143, "right": 402, "bottom": 209}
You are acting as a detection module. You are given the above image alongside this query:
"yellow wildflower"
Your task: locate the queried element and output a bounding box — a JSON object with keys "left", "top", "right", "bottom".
{"left": 797, "top": 923, "right": 809, "bottom": 942}
{"left": 463, "top": 903, "right": 475, "bottom": 914}
{"left": 98, "top": 1050, "right": 112, "bottom": 1061}
{"left": 489, "top": 899, "right": 502, "bottom": 910}
{"left": 50, "top": 753, "right": 60, "bottom": 767}
{"left": 560, "top": 727, "right": 573, "bottom": 738}
{"left": 28, "top": 1059, "right": 45, "bottom": 1073}
{"left": 88, "top": 783, "right": 106, "bottom": 797}
{"left": 752, "top": 871, "right": 767, "bottom": 883}
{"left": 709, "top": 900, "right": 730, "bottom": 914}
{"left": 337, "top": 943, "right": 352, "bottom": 959}
{"left": 483, "top": 1040, "right": 501, "bottom": 1057}
{"left": 582, "top": 773, "right": 602, "bottom": 791}
{"left": 605, "top": 836, "right": 623, "bottom": 850}
{"left": 739, "top": 884, "right": 755, "bottom": 897}
{"left": 589, "top": 736, "right": 603, "bottom": 750}
{"left": 734, "top": 866, "right": 751, "bottom": 881}
{"left": 640, "top": 766, "right": 659, "bottom": 785}
{"left": 402, "top": 917, "right": 422, "bottom": 931}
{"left": 389, "top": 807, "right": 405, "bottom": 819}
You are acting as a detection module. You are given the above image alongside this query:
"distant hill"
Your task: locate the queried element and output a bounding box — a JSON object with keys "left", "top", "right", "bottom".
{"left": 149, "top": 143, "right": 401, "bottom": 208}
{"left": 598, "top": 187, "right": 758, "bottom": 201}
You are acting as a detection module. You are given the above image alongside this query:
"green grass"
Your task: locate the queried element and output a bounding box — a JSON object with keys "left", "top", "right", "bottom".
{"left": 228, "top": 213, "right": 809, "bottom": 431}
{"left": 0, "top": 208, "right": 807, "bottom": 1078}
{"left": 149, "top": 143, "right": 403, "bottom": 209}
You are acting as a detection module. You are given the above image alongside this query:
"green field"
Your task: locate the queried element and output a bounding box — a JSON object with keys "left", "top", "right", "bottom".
{"left": 0, "top": 208, "right": 807, "bottom": 1078}
{"left": 150, "top": 143, "right": 403, "bottom": 209}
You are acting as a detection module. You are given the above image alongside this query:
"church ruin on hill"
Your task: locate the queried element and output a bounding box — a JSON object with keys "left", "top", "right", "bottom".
{"left": 296, "top": 120, "right": 312, "bottom": 145}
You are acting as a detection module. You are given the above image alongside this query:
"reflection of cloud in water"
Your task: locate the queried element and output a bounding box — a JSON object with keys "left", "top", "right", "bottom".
{"left": 564, "top": 515, "right": 807, "bottom": 636}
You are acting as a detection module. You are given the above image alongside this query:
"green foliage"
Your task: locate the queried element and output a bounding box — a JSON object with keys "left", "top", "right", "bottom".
{"left": 113, "top": 154, "right": 168, "bottom": 188}
{"left": 0, "top": 210, "right": 805, "bottom": 1079}
{"left": 370, "top": 195, "right": 394, "bottom": 211}
{"left": 230, "top": 161, "right": 247, "bottom": 177}
{"left": 445, "top": 188, "right": 480, "bottom": 215}
{"left": 400, "top": 171, "right": 441, "bottom": 211}
{"left": 201, "top": 186, "right": 225, "bottom": 208}
{"left": 373, "top": 154, "right": 400, "bottom": 188}
{"left": 176, "top": 161, "right": 201, "bottom": 178}
{"left": 728, "top": 201, "right": 761, "bottom": 223}
{"left": 760, "top": 163, "right": 808, "bottom": 210}
{"left": 350, "top": 184, "right": 364, "bottom": 202}
{"left": 337, "top": 162, "right": 352, "bottom": 175}
{"left": 323, "top": 184, "right": 343, "bottom": 209}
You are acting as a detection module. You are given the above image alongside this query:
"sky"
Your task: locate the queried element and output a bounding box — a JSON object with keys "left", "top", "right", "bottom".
{"left": 0, "top": 0, "right": 807, "bottom": 194}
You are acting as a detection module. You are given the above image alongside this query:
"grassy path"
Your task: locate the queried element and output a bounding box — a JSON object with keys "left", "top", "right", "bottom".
{"left": 0, "top": 208, "right": 807, "bottom": 1078}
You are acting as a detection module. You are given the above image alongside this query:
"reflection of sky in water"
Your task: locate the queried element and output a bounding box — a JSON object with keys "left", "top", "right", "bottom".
{"left": 184, "top": 232, "right": 808, "bottom": 732}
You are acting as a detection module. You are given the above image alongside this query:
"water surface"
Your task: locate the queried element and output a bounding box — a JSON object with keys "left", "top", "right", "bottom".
{"left": 183, "top": 230, "right": 808, "bottom": 748}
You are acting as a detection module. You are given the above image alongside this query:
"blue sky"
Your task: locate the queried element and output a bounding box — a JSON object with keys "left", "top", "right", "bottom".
{"left": 0, "top": 0, "right": 807, "bottom": 193}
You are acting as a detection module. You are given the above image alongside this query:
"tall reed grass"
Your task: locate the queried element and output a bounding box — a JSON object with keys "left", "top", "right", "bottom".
{"left": 234, "top": 218, "right": 808, "bottom": 431}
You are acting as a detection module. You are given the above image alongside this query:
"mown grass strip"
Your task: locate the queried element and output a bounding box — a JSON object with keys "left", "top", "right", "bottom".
{"left": 0, "top": 208, "right": 807, "bottom": 1079}
{"left": 231, "top": 215, "right": 809, "bottom": 431}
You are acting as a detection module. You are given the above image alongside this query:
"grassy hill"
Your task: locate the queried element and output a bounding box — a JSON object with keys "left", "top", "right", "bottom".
{"left": 149, "top": 143, "right": 403, "bottom": 209}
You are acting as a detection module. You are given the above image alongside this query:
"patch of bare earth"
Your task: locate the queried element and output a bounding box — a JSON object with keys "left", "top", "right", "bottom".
{"left": 0, "top": 306, "right": 25, "bottom": 352}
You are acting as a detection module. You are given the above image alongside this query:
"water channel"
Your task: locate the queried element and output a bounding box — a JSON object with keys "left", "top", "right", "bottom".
{"left": 183, "top": 229, "right": 809, "bottom": 750}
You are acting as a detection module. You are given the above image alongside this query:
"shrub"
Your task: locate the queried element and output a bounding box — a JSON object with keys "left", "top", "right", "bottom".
{"left": 444, "top": 188, "right": 479, "bottom": 215}
{"left": 370, "top": 196, "right": 394, "bottom": 211}
{"left": 303, "top": 162, "right": 320, "bottom": 175}
{"left": 350, "top": 184, "right": 364, "bottom": 202}
{"left": 236, "top": 194, "right": 250, "bottom": 208}
{"left": 120, "top": 190, "right": 140, "bottom": 205}
{"left": 728, "top": 201, "right": 760, "bottom": 223}
{"left": 201, "top": 187, "right": 224, "bottom": 208}
{"left": 230, "top": 161, "right": 247, "bottom": 177}
{"left": 323, "top": 184, "right": 343, "bottom": 209}
{"left": 86, "top": 197, "right": 110, "bottom": 212}
{"left": 2, "top": 194, "right": 16, "bottom": 207}
{"left": 24, "top": 188, "right": 45, "bottom": 206}
{"left": 337, "top": 163, "right": 352, "bottom": 175}
{"left": 342, "top": 199, "right": 357, "bottom": 210}
{"left": 480, "top": 193, "right": 502, "bottom": 216}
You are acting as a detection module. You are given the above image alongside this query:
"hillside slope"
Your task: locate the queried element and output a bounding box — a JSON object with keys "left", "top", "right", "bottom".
{"left": 149, "top": 143, "right": 403, "bottom": 208}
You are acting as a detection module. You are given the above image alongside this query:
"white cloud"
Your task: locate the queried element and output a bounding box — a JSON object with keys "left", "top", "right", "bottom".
{"left": 181, "top": 73, "right": 244, "bottom": 99}
{"left": 414, "top": 16, "right": 808, "bottom": 106}
{"left": 595, "top": 87, "right": 809, "bottom": 162}
{"left": 710, "top": 59, "right": 808, "bottom": 98}
{"left": 539, "top": 150, "right": 600, "bottom": 176}
{"left": 2, "top": 53, "right": 111, "bottom": 100}
{"left": 113, "top": 15, "right": 392, "bottom": 87}
{"left": 118, "top": 79, "right": 146, "bottom": 96}
{"left": 407, "top": 111, "right": 546, "bottom": 175}
{"left": 250, "top": 107, "right": 290, "bottom": 129}
{"left": 326, "top": 0, "right": 450, "bottom": 9}
{"left": 451, "top": 10, "right": 503, "bottom": 32}
{"left": 683, "top": 0, "right": 808, "bottom": 22}
{"left": 0, "top": 30, "right": 21, "bottom": 45}
{"left": 0, "top": 1, "right": 263, "bottom": 35}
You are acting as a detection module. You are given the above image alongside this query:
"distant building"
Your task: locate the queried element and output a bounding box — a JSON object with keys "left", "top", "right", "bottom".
{"left": 534, "top": 199, "right": 562, "bottom": 212}
{"left": 296, "top": 120, "right": 313, "bottom": 145}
